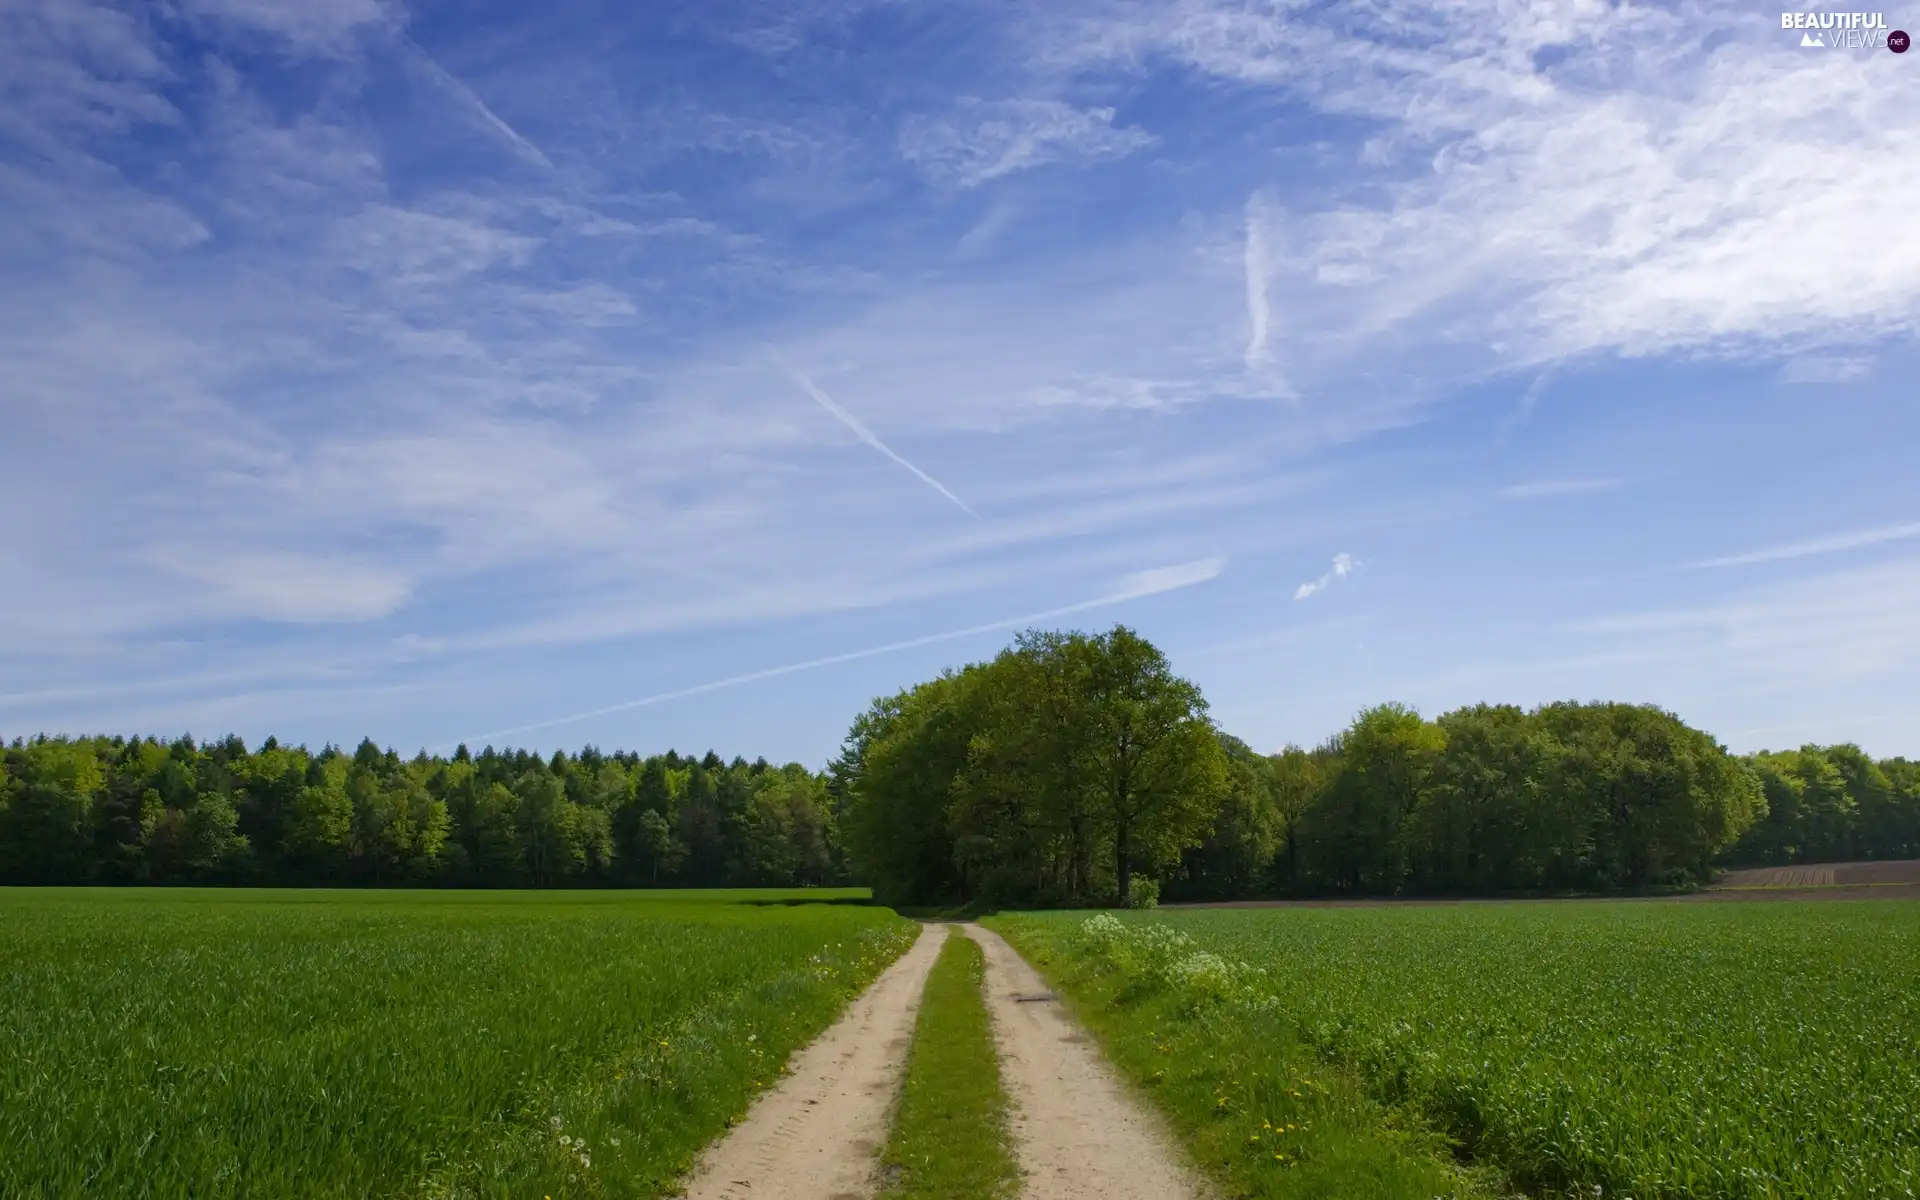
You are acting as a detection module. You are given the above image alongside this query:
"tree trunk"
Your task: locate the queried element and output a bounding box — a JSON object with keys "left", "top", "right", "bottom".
{"left": 1115, "top": 819, "right": 1131, "bottom": 907}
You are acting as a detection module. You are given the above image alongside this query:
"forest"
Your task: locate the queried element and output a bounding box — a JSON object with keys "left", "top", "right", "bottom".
{"left": 837, "top": 627, "right": 1920, "bottom": 906}
{"left": 0, "top": 738, "right": 845, "bottom": 888}
{"left": 4, "top": 624, "right": 1917, "bottom": 896}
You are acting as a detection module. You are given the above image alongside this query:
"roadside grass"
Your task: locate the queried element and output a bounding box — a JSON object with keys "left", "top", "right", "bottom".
{"left": 877, "top": 927, "right": 1020, "bottom": 1200}
{"left": 988, "top": 915, "right": 1502, "bottom": 1200}
{"left": 1012, "top": 903, "right": 1920, "bottom": 1198}
{"left": 0, "top": 888, "right": 913, "bottom": 1199}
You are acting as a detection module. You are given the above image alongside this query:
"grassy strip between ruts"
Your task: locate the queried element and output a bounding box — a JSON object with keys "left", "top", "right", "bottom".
{"left": 877, "top": 927, "right": 1020, "bottom": 1200}
{"left": 987, "top": 914, "right": 1504, "bottom": 1200}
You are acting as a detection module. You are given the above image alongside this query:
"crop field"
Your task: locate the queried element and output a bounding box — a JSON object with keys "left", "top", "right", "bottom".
{"left": 0, "top": 887, "right": 913, "bottom": 1199}
{"left": 997, "top": 901, "right": 1920, "bottom": 1200}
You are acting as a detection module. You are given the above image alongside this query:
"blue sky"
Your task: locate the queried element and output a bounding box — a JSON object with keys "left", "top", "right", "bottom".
{"left": 4, "top": 0, "right": 1918, "bottom": 763}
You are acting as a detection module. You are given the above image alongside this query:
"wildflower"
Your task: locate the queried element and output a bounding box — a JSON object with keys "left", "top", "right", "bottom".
{"left": 550, "top": 1116, "right": 562, "bottom": 1129}
{"left": 610, "top": 1137, "right": 622, "bottom": 1147}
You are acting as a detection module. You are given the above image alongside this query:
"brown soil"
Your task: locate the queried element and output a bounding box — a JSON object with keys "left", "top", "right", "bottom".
{"left": 1165, "top": 860, "right": 1920, "bottom": 909}
{"left": 1713, "top": 859, "right": 1920, "bottom": 888}
{"left": 962, "top": 923, "right": 1207, "bottom": 1200}
{"left": 679, "top": 923, "right": 948, "bottom": 1200}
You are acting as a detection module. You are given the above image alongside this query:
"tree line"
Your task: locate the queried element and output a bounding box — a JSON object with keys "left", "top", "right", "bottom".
{"left": 835, "top": 627, "right": 1920, "bottom": 907}
{"left": 0, "top": 736, "right": 849, "bottom": 888}
{"left": 6, "top": 625, "right": 1917, "bottom": 898}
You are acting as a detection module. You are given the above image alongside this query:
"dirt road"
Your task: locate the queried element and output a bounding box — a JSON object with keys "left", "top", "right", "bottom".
{"left": 680, "top": 923, "right": 948, "bottom": 1200}
{"left": 963, "top": 924, "right": 1206, "bottom": 1200}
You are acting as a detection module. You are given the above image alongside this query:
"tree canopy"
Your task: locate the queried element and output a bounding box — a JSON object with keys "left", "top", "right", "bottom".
{"left": 0, "top": 736, "right": 848, "bottom": 889}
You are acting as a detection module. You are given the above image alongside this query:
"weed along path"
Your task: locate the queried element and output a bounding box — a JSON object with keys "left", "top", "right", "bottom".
{"left": 682, "top": 923, "right": 949, "bottom": 1200}
{"left": 962, "top": 924, "right": 1207, "bottom": 1200}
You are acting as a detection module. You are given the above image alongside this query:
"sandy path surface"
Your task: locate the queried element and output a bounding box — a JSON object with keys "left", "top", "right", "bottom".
{"left": 963, "top": 924, "right": 1205, "bottom": 1200}
{"left": 681, "top": 923, "right": 948, "bottom": 1200}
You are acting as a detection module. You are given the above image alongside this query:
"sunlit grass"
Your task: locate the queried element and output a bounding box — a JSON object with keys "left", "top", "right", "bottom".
{"left": 0, "top": 888, "right": 911, "bottom": 1199}
{"left": 997, "top": 901, "right": 1920, "bottom": 1199}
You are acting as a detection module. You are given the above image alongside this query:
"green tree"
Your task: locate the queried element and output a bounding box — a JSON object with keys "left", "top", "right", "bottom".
{"left": 1410, "top": 705, "right": 1574, "bottom": 891}
{"left": 845, "top": 675, "right": 979, "bottom": 907}
{"left": 1171, "top": 734, "right": 1278, "bottom": 901}
{"left": 0, "top": 739, "right": 104, "bottom": 883}
{"left": 1298, "top": 704, "right": 1444, "bottom": 893}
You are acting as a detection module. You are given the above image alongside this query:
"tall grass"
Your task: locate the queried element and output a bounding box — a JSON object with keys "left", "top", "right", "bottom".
{"left": 998, "top": 901, "right": 1920, "bottom": 1199}
{"left": 0, "top": 888, "right": 914, "bottom": 1198}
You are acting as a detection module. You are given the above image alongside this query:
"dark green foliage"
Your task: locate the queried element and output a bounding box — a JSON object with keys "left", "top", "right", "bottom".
{"left": 0, "top": 735, "right": 851, "bottom": 889}
{"left": 1728, "top": 744, "right": 1920, "bottom": 865}
{"left": 841, "top": 626, "right": 1230, "bottom": 909}
{"left": 834, "top": 627, "right": 1899, "bottom": 905}
{"left": 1178, "top": 701, "right": 1819, "bottom": 898}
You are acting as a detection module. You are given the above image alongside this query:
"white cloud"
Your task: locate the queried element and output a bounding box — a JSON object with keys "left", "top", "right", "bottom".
{"left": 330, "top": 205, "right": 539, "bottom": 285}
{"left": 178, "top": 0, "right": 392, "bottom": 52}
{"left": 1576, "top": 559, "right": 1920, "bottom": 685}
{"left": 1048, "top": 0, "right": 1920, "bottom": 374}
{"left": 159, "top": 553, "right": 413, "bottom": 623}
{"left": 1688, "top": 521, "right": 1920, "bottom": 570}
{"left": 898, "top": 98, "right": 1154, "bottom": 188}
{"left": 1501, "top": 477, "right": 1621, "bottom": 501}
{"left": 1243, "top": 191, "right": 1272, "bottom": 368}
{"left": 1780, "top": 354, "right": 1872, "bottom": 384}
{"left": 1293, "top": 552, "right": 1355, "bottom": 601}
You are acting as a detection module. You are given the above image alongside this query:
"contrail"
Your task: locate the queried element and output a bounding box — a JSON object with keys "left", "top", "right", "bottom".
{"left": 1688, "top": 521, "right": 1920, "bottom": 569}
{"left": 779, "top": 359, "right": 980, "bottom": 519}
{"left": 404, "top": 36, "right": 555, "bottom": 170}
{"left": 1243, "top": 193, "right": 1271, "bottom": 368}
{"left": 451, "top": 557, "right": 1225, "bottom": 748}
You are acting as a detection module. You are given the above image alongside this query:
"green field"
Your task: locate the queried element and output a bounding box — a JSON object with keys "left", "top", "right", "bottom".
{"left": 995, "top": 902, "right": 1920, "bottom": 1200}
{"left": 0, "top": 887, "right": 912, "bottom": 1199}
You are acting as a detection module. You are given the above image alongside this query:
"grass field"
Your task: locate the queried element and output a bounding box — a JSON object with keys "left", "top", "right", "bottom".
{"left": 0, "top": 887, "right": 912, "bottom": 1199}
{"left": 995, "top": 901, "right": 1920, "bottom": 1200}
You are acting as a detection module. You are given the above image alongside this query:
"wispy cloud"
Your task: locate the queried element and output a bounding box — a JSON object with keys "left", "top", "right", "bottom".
{"left": 780, "top": 363, "right": 981, "bottom": 519}
{"left": 1502, "top": 477, "right": 1621, "bottom": 501}
{"left": 1499, "top": 372, "right": 1553, "bottom": 439}
{"left": 5, "top": 0, "right": 1911, "bottom": 758}
{"left": 898, "top": 98, "right": 1153, "bottom": 188}
{"left": 1293, "top": 552, "right": 1355, "bottom": 601}
{"left": 1689, "top": 522, "right": 1920, "bottom": 570}
{"left": 1243, "top": 192, "right": 1272, "bottom": 369}
{"left": 454, "top": 557, "right": 1225, "bottom": 746}
{"left": 1575, "top": 559, "right": 1920, "bottom": 686}
{"left": 1780, "top": 355, "right": 1872, "bottom": 384}
{"left": 1058, "top": 1, "right": 1920, "bottom": 376}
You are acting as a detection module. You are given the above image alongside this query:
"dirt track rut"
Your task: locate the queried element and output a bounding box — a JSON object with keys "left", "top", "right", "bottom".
{"left": 963, "top": 923, "right": 1205, "bottom": 1200}
{"left": 680, "top": 923, "right": 947, "bottom": 1200}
